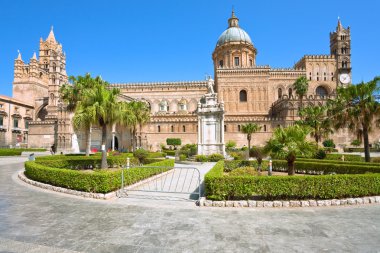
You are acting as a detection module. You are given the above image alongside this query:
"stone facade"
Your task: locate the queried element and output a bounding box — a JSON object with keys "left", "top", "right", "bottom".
{"left": 1, "top": 12, "right": 378, "bottom": 151}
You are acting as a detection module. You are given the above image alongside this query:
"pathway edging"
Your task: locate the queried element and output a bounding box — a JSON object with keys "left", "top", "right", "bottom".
{"left": 199, "top": 196, "right": 380, "bottom": 208}
{"left": 18, "top": 171, "right": 117, "bottom": 200}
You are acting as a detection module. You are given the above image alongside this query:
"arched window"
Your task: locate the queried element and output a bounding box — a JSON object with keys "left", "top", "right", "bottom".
{"left": 52, "top": 63, "right": 56, "bottom": 72}
{"left": 316, "top": 86, "right": 328, "bottom": 97}
{"left": 171, "top": 125, "right": 174, "bottom": 132}
{"left": 182, "top": 125, "right": 186, "bottom": 132}
{"left": 178, "top": 99, "right": 187, "bottom": 111}
{"left": 331, "top": 72, "right": 334, "bottom": 81}
{"left": 249, "top": 59, "right": 253, "bottom": 66}
{"left": 39, "top": 72, "right": 43, "bottom": 78}
{"left": 234, "top": 57, "right": 240, "bottom": 67}
{"left": 278, "top": 88, "right": 283, "bottom": 99}
{"left": 52, "top": 76, "right": 56, "bottom": 84}
{"left": 219, "top": 60, "right": 223, "bottom": 68}
{"left": 239, "top": 90, "right": 247, "bottom": 102}
{"left": 224, "top": 125, "right": 227, "bottom": 132}
{"left": 237, "top": 125, "right": 241, "bottom": 132}
{"left": 159, "top": 101, "right": 168, "bottom": 112}
{"left": 157, "top": 125, "right": 161, "bottom": 133}
{"left": 288, "top": 88, "right": 293, "bottom": 97}
{"left": 263, "top": 125, "right": 267, "bottom": 132}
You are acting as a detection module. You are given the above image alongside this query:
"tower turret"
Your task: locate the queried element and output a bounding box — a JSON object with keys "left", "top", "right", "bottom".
{"left": 330, "top": 18, "right": 351, "bottom": 86}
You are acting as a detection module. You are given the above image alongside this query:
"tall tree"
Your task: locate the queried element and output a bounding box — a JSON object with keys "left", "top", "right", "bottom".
{"left": 81, "top": 80, "right": 122, "bottom": 168}
{"left": 265, "top": 125, "right": 315, "bottom": 175}
{"left": 128, "top": 101, "right": 151, "bottom": 151}
{"left": 328, "top": 76, "right": 380, "bottom": 162}
{"left": 241, "top": 123, "right": 261, "bottom": 152}
{"left": 60, "top": 74, "right": 97, "bottom": 156}
{"left": 297, "top": 105, "right": 333, "bottom": 145}
{"left": 293, "top": 76, "right": 309, "bottom": 119}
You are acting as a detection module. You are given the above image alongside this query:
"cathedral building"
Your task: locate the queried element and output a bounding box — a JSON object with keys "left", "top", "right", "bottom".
{"left": 1, "top": 11, "right": 368, "bottom": 152}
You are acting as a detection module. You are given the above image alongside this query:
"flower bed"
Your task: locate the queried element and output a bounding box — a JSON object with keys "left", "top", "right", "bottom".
{"left": 204, "top": 160, "right": 380, "bottom": 201}
{"left": 25, "top": 159, "right": 174, "bottom": 193}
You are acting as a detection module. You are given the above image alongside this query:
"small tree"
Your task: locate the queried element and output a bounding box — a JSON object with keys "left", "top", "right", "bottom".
{"left": 293, "top": 76, "right": 309, "bottom": 119}
{"left": 133, "top": 148, "right": 149, "bottom": 164}
{"left": 351, "top": 139, "right": 361, "bottom": 147}
{"left": 249, "top": 146, "right": 268, "bottom": 172}
{"left": 265, "top": 125, "right": 316, "bottom": 175}
{"left": 225, "top": 140, "right": 237, "bottom": 151}
{"left": 166, "top": 138, "right": 181, "bottom": 150}
{"left": 241, "top": 123, "right": 261, "bottom": 153}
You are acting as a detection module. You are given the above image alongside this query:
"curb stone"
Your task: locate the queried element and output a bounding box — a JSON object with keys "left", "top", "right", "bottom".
{"left": 200, "top": 196, "right": 380, "bottom": 208}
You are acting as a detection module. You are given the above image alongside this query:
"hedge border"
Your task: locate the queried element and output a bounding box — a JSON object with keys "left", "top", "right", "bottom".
{"left": 205, "top": 160, "right": 380, "bottom": 201}
{"left": 24, "top": 159, "right": 175, "bottom": 194}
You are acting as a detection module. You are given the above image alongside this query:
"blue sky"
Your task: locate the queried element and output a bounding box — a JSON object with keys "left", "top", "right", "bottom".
{"left": 0, "top": 0, "right": 379, "bottom": 96}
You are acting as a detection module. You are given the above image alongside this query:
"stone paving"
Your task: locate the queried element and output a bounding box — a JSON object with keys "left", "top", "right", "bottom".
{"left": 1, "top": 157, "right": 380, "bottom": 252}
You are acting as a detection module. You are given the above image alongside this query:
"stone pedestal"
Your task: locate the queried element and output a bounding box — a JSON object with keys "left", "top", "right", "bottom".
{"left": 197, "top": 93, "right": 225, "bottom": 156}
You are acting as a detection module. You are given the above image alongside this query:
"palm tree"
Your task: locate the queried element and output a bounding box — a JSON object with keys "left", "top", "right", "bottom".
{"left": 265, "top": 125, "right": 315, "bottom": 175}
{"left": 128, "top": 101, "right": 151, "bottom": 151}
{"left": 298, "top": 105, "right": 333, "bottom": 145}
{"left": 81, "top": 80, "right": 122, "bottom": 169}
{"left": 241, "top": 123, "right": 261, "bottom": 153}
{"left": 60, "top": 74, "right": 97, "bottom": 156}
{"left": 293, "top": 76, "right": 309, "bottom": 119}
{"left": 328, "top": 76, "right": 380, "bottom": 162}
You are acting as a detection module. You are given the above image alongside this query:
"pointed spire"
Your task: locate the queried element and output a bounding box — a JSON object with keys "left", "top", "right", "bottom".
{"left": 32, "top": 52, "right": 37, "bottom": 60}
{"left": 16, "top": 50, "right": 22, "bottom": 61}
{"left": 46, "top": 25, "right": 57, "bottom": 43}
{"left": 228, "top": 8, "right": 239, "bottom": 28}
{"left": 337, "top": 17, "right": 343, "bottom": 31}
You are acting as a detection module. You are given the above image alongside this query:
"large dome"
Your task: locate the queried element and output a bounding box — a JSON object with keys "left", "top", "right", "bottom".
{"left": 216, "top": 27, "right": 252, "bottom": 47}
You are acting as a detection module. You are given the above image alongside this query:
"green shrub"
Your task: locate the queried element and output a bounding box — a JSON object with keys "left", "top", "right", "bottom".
{"left": 166, "top": 138, "right": 181, "bottom": 149}
{"left": 147, "top": 152, "right": 166, "bottom": 158}
{"left": 133, "top": 149, "right": 149, "bottom": 164}
{"left": 180, "top": 144, "right": 197, "bottom": 157}
{"left": 297, "top": 158, "right": 380, "bottom": 167}
{"left": 179, "top": 154, "right": 187, "bottom": 161}
{"left": 229, "top": 151, "right": 247, "bottom": 160}
{"left": 241, "top": 146, "right": 248, "bottom": 151}
{"left": 25, "top": 159, "right": 175, "bottom": 193}
{"left": 208, "top": 153, "right": 224, "bottom": 162}
{"left": 0, "top": 149, "right": 22, "bottom": 156}
{"left": 322, "top": 139, "right": 335, "bottom": 148}
{"left": 351, "top": 139, "right": 361, "bottom": 147}
{"left": 326, "top": 154, "right": 363, "bottom": 161}
{"left": 165, "top": 150, "right": 176, "bottom": 156}
{"left": 229, "top": 167, "right": 259, "bottom": 176}
{"left": 371, "top": 157, "right": 380, "bottom": 163}
{"left": 205, "top": 161, "right": 380, "bottom": 200}
{"left": 224, "top": 160, "right": 269, "bottom": 172}
{"left": 343, "top": 147, "right": 380, "bottom": 153}
{"left": 314, "top": 149, "right": 327, "bottom": 159}
{"left": 323, "top": 147, "right": 338, "bottom": 153}
{"left": 225, "top": 140, "right": 237, "bottom": 150}
{"left": 195, "top": 155, "right": 208, "bottom": 162}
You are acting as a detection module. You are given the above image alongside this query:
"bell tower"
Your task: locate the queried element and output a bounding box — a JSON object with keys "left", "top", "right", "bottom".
{"left": 330, "top": 18, "right": 352, "bottom": 86}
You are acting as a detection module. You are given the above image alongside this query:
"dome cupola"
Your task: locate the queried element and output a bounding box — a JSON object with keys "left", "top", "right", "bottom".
{"left": 212, "top": 10, "right": 257, "bottom": 70}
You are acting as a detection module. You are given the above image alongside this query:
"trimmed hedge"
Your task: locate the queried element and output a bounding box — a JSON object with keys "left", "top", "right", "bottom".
{"left": 326, "top": 154, "right": 363, "bottom": 161}
{"left": 297, "top": 158, "right": 380, "bottom": 167}
{"left": 205, "top": 161, "right": 380, "bottom": 200}
{"left": 0, "top": 148, "right": 47, "bottom": 156}
{"left": 344, "top": 147, "right": 380, "bottom": 153}
{"left": 24, "top": 159, "right": 175, "bottom": 193}
{"left": 272, "top": 160, "right": 380, "bottom": 174}
{"left": 35, "top": 154, "right": 138, "bottom": 169}
{"left": 224, "top": 160, "right": 269, "bottom": 172}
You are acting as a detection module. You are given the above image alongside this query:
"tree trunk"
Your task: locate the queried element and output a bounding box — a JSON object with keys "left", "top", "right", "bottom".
{"left": 363, "top": 125, "right": 370, "bottom": 162}
{"left": 101, "top": 124, "right": 108, "bottom": 169}
{"left": 287, "top": 154, "right": 296, "bottom": 175}
{"left": 132, "top": 127, "right": 137, "bottom": 152}
{"left": 300, "top": 97, "right": 303, "bottom": 120}
{"left": 85, "top": 125, "right": 91, "bottom": 157}
{"left": 247, "top": 135, "right": 251, "bottom": 152}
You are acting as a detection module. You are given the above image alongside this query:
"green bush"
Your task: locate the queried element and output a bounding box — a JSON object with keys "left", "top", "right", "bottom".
{"left": 326, "top": 154, "right": 363, "bottom": 161}
{"left": 229, "top": 151, "right": 247, "bottom": 160}
{"left": 225, "top": 140, "right": 237, "bottom": 150}
{"left": 195, "top": 155, "right": 208, "bottom": 162}
{"left": 165, "top": 150, "right": 176, "bottom": 156}
{"left": 343, "top": 147, "right": 380, "bottom": 153}
{"left": 179, "top": 154, "right": 187, "bottom": 161}
{"left": 133, "top": 149, "right": 149, "bottom": 164}
{"left": 147, "top": 152, "right": 166, "bottom": 158}
{"left": 229, "top": 167, "right": 259, "bottom": 176}
{"left": 351, "top": 139, "right": 361, "bottom": 147}
{"left": 224, "top": 160, "right": 269, "bottom": 172}
{"left": 166, "top": 138, "right": 181, "bottom": 149}
{"left": 0, "top": 148, "right": 47, "bottom": 156}
{"left": 272, "top": 160, "right": 380, "bottom": 174}
{"left": 323, "top": 147, "right": 338, "bottom": 153}
{"left": 314, "top": 149, "right": 327, "bottom": 159}
{"left": 180, "top": 144, "right": 197, "bottom": 157}
{"left": 25, "top": 159, "right": 175, "bottom": 193}
{"left": 372, "top": 157, "right": 380, "bottom": 163}
{"left": 322, "top": 139, "right": 335, "bottom": 148}
{"left": 208, "top": 153, "right": 224, "bottom": 162}
{"left": 205, "top": 161, "right": 380, "bottom": 200}
{"left": 297, "top": 158, "right": 380, "bottom": 167}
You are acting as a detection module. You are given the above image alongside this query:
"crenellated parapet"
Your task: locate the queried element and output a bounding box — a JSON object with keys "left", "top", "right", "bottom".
{"left": 111, "top": 80, "right": 208, "bottom": 90}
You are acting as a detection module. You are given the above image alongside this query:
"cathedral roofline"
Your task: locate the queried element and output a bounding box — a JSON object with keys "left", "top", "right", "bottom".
{"left": 111, "top": 80, "right": 208, "bottom": 88}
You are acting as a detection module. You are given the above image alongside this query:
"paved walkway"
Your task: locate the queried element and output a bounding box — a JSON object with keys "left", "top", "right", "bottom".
{"left": 122, "top": 162, "right": 215, "bottom": 203}
{"left": 1, "top": 157, "right": 380, "bottom": 252}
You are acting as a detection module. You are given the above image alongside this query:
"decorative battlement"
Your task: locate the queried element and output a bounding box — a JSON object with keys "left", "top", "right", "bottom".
{"left": 111, "top": 80, "right": 208, "bottom": 89}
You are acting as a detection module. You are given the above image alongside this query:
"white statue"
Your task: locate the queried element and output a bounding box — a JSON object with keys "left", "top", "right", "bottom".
{"left": 207, "top": 77, "right": 215, "bottom": 94}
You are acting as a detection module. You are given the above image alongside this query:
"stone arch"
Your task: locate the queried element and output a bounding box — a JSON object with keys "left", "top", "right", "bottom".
{"left": 36, "top": 103, "right": 48, "bottom": 121}
{"left": 315, "top": 85, "right": 331, "bottom": 97}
